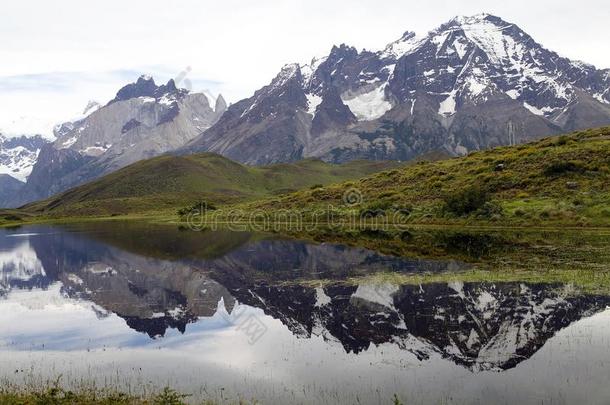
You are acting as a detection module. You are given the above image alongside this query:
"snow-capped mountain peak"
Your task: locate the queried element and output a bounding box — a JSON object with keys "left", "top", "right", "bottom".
{"left": 0, "top": 134, "right": 51, "bottom": 182}
{"left": 184, "top": 13, "right": 610, "bottom": 166}
{"left": 436, "top": 14, "right": 526, "bottom": 64}
{"left": 272, "top": 63, "right": 302, "bottom": 90}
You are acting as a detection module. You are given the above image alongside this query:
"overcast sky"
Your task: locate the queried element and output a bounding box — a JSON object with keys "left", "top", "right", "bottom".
{"left": 1, "top": 0, "right": 608, "bottom": 137}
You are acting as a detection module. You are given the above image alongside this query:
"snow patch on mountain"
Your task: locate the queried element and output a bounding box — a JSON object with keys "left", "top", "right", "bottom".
{"left": 314, "top": 287, "right": 332, "bottom": 308}
{"left": 439, "top": 91, "right": 458, "bottom": 116}
{"left": 463, "top": 78, "right": 487, "bottom": 99}
{"left": 158, "top": 94, "right": 178, "bottom": 107}
{"left": 452, "top": 37, "right": 469, "bottom": 59}
{"left": 453, "top": 14, "right": 521, "bottom": 65}
{"left": 306, "top": 93, "right": 323, "bottom": 116}
{"left": 342, "top": 84, "right": 392, "bottom": 121}
{"left": 594, "top": 93, "right": 609, "bottom": 104}
{"left": 523, "top": 102, "right": 554, "bottom": 116}
{"left": 382, "top": 31, "right": 425, "bottom": 59}
{"left": 81, "top": 143, "right": 112, "bottom": 157}
{"left": 272, "top": 64, "right": 300, "bottom": 91}
{"left": 301, "top": 56, "right": 328, "bottom": 85}
{"left": 351, "top": 283, "right": 399, "bottom": 309}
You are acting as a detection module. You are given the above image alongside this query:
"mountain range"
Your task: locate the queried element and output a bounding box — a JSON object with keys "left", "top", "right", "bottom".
{"left": 1, "top": 13, "right": 609, "bottom": 208}
{"left": 182, "top": 13, "right": 610, "bottom": 164}
{"left": 3, "top": 76, "right": 226, "bottom": 207}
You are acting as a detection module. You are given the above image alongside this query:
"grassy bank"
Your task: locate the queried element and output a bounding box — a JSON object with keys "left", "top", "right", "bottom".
{"left": 214, "top": 126, "right": 610, "bottom": 228}
{"left": 3, "top": 127, "right": 610, "bottom": 230}
{"left": 17, "top": 154, "right": 399, "bottom": 217}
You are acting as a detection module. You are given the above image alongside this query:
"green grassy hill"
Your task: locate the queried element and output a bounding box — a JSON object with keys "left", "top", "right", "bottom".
{"left": 20, "top": 153, "right": 400, "bottom": 216}
{"left": 231, "top": 126, "right": 610, "bottom": 227}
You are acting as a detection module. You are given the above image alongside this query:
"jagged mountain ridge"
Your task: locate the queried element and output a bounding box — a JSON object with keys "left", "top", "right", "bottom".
{"left": 183, "top": 13, "right": 610, "bottom": 165}
{"left": 5, "top": 76, "right": 227, "bottom": 207}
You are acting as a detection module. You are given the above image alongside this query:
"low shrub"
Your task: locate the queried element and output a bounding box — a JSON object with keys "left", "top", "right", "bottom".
{"left": 442, "top": 186, "right": 489, "bottom": 216}
{"left": 359, "top": 200, "right": 393, "bottom": 217}
{"left": 543, "top": 160, "right": 585, "bottom": 176}
{"left": 514, "top": 208, "right": 526, "bottom": 217}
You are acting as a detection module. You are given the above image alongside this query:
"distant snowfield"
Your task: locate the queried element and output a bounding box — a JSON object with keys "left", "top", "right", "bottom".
{"left": 0, "top": 146, "right": 40, "bottom": 182}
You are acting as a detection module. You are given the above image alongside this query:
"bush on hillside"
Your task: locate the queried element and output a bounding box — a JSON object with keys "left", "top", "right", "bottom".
{"left": 543, "top": 160, "right": 585, "bottom": 177}
{"left": 442, "top": 186, "right": 489, "bottom": 217}
{"left": 359, "top": 200, "right": 393, "bottom": 217}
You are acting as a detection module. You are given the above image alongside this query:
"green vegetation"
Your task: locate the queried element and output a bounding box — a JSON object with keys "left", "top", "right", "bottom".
{"left": 217, "top": 126, "right": 610, "bottom": 227}
{"left": 0, "top": 385, "right": 215, "bottom": 405}
{"left": 20, "top": 153, "right": 400, "bottom": 217}
{"left": 3, "top": 126, "right": 610, "bottom": 229}
{"left": 442, "top": 185, "right": 490, "bottom": 216}
{"left": 176, "top": 200, "right": 217, "bottom": 217}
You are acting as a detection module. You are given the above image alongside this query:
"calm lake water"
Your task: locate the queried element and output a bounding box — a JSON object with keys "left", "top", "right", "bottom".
{"left": 1, "top": 222, "right": 610, "bottom": 404}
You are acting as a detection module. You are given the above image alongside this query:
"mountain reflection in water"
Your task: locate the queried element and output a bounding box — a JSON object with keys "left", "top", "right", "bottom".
{"left": 2, "top": 223, "right": 609, "bottom": 376}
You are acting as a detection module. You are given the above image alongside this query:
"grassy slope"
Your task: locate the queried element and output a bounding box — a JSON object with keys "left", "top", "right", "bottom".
{"left": 18, "top": 153, "right": 400, "bottom": 217}
{"left": 228, "top": 126, "right": 610, "bottom": 226}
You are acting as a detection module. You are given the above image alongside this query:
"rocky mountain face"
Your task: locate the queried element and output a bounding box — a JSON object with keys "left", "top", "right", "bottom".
{"left": 4, "top": 76, "right": 226, "bottom": 207}
{"left": 183, "top": 13, "right": 610, "bottom": 165}
{"left": 0, "top": 175, "right": 25, "bottom": 208}
{"left": 0, "top": 134, "right": 51, "bottom": 183}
